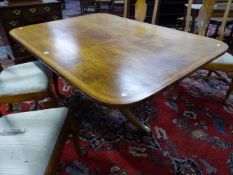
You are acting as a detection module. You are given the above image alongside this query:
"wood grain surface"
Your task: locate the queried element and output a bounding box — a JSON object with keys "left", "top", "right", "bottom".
{"left": 10, "top": 14, "right": 228, "bottom": 106}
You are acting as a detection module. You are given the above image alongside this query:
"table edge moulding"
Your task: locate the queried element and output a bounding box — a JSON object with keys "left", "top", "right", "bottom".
{"left": 10, "top": 14, "right": 228, "bottom": 107}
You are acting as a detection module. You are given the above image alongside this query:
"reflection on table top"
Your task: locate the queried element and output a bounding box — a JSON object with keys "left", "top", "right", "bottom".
{"left": 10, "top": 14, "right": 228, "bottom": 106}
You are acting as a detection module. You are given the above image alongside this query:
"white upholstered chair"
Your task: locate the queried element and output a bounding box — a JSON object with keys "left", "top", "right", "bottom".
{"left": 0, "top": 61, "right": 51, "bottom": 115}
{"left": 0, "top": 107, "right": 74, "bottom": 175}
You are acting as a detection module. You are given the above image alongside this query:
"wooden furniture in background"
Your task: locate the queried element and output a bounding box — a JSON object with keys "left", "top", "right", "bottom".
{"left": 80, "top": 0, "right": 113, "bottom": 14}
{"left": 112, "top": 0, "right": 124, "bottom": 16}
{"left": 158, "top": 0, "right": 188, "bottom": 27}
{"left": 209, "top": 1, "right": 233, "bottom": 44}
{"left": 96, "top": 0, "right": 112, "bottom": 12}
{"left": 4, "top": 0, "right": 42, "bottom": 4}
{"left": 10, "top": 14, "right": 227, "bottom": 132}
{"left": 0, "top": 107, "right": 76, "bottom": 175}
{"left": 0, "top": 0, "right": 62, "bottom": 64}
{"left": 176, "top": 3, "right": 202, "bottom": 31}
{"left": 125, "top": 0, "right": 159, "bottom": 23}
{"left": 182, "top": 1, "right": 233, "bottom": 39}
{"left": 126, "top": 0, "right": 188, "bottom": 26}
{"left": 80, "top": 0, "right": 97, "bottom": 13}
{"left": 185, "top": 0, "right": 233, "bottom": 102}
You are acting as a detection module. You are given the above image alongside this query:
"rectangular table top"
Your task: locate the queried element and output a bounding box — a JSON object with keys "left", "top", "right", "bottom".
{"left": 10, "top": 14, "right": 228, "bottom": 106}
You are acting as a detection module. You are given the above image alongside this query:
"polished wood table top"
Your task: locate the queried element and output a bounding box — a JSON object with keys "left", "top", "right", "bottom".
{"left": 10, "top": 14, "right": 228, "bottom": 106}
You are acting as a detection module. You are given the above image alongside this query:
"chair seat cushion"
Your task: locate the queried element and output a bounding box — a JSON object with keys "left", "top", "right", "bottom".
{"left": 0, "top": 107, "right": 68, "bottom": 175}
{"left": 0, "top": 61, "right": 48, "bottom": 96}
{"left": 204, "top": 52, "right": 233, "bottom": 72}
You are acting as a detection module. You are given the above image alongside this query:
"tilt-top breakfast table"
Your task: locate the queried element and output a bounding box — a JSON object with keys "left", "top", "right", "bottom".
{"left": 10, "top": 13, "right": 228, "bottom": 133}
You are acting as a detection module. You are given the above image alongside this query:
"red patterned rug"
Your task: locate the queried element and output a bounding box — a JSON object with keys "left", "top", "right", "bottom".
{"left": 1, "top": 1, "right": 233, "bottom": 174}
{"left": 1, "top": 71, "right": 233, "bottom": 175}
{"left": 59, "top": 73, "right": 233, "bottom": 175}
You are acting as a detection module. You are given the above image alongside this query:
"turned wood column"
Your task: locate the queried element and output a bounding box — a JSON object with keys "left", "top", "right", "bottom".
{"left": 135, "top": 0, "right": 147, "bottom": 21}
{"left": 197, "top": 0, "right": 214, "bottom": 36}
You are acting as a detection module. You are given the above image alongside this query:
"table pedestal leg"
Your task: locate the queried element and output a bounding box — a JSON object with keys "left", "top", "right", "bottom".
{"left": 119, "top": 108, "right": 151, "bottom": 133}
